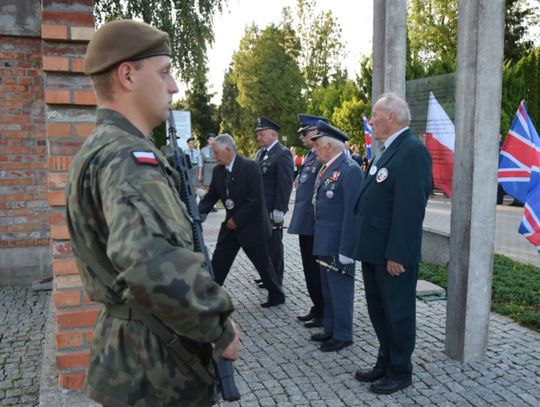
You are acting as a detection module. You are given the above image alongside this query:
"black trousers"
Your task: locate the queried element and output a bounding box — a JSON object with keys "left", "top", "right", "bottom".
{"left": 268, "top": 226, "right": 284, "bottom": 285}
{"left": 361, "top": 261, "right": 418, "bottom": 380}
{"left": 298, "top": 235, "right": 323, "bottom": 317}
{"left": 211, "top": 228, "right": 283, "bottom": 298}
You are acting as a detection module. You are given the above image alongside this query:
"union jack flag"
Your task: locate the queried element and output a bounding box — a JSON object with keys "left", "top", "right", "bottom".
{"left": 498, "top": 100, "right": 540, "bottom": 253}
{"left": 362, "top": 113, "right": 372, "bottom": 160}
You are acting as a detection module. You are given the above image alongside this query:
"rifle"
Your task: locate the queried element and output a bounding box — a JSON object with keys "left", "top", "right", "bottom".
{"left": 166, "top": 109, "right": 241, "bottom": 402}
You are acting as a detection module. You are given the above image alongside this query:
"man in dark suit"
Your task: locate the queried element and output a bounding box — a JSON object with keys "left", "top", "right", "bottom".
{"left": 254, "top": 117, "right": 294, "bottom": 286}
{"left": 288, "top": 114, "right": 327, "bottom": 328}
{"left": 309, "top": 121, "right": 363, "bottom": 352}
{"left": 352, "top": 93, "right": 432, "bottom": 394}
{"left": 198, "top": 134, "right": 285, "bottom": 308}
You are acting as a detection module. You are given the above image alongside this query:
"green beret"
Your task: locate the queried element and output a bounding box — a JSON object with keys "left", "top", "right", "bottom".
{"left": 84, "top": 20, "right": 171, "bottom": 75}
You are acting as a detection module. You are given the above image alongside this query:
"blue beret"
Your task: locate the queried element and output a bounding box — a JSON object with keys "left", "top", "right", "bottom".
{"left": 312, "top": 121, "right": 349, "bottom": 143}
{"left": 255, "top": 116, "right": 281, "bottom": 132}
{"left": 297, "top": 114, "right": 329, "bottom": 133}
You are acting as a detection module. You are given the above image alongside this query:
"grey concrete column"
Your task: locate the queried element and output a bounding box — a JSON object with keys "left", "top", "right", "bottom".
{"left": 371, "top": 0, "right": 407, "bottom": 152}
{"left": 446, "top": 0, "right": 505, "bottom": 362}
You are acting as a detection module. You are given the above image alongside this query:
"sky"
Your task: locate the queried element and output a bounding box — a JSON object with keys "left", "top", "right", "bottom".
{"left": 177, "top": 0, "right": 373, "bottom": 103}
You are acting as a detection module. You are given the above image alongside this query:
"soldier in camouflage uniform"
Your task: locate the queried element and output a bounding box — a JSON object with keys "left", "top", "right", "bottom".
{"left": 66, "top": 20, "right": 240, "bottom": 406}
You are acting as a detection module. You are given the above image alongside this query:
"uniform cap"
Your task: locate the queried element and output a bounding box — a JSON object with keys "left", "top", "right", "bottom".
{"left": 255, "top": 116, "right": 281, "bottom": 132}
{"left": 84, "top": 20, "right": 171, "bottom": 75}
{"left": 297, "top": 113, "right": 328, "bottom": 133}
{"left": 311, "top": 121, "right": 349, "bottom": 143}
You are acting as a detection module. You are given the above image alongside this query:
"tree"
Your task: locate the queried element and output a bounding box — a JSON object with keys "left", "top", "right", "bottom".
{"left": 226, "top": 24, "right": 306, "bottom": 155}
{"left": 332, "top": 97, "right": 371, "bottom": 154}
{"left": 281, "top": 0, "right": 347, "bottom": 99}
{"left": 504, "top": 0, "right": 539, "bottom": 63}
{"left": 93, "top": 0, "right": 225, "bottom": 81}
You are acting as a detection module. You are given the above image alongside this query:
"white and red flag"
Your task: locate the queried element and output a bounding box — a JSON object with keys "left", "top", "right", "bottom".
{"left": 425, "top": 91, "right": 455, "bottom": 197}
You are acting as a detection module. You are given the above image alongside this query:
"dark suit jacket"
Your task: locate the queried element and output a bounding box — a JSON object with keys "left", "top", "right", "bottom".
{"left": 288, "top": 150, "right": 321, "bottom": 235}
{"left": 255, "top": 142, "right": 294, "bottom": 212}
{"left": 313, "top": 153, "right": 363, "bottom": 258}
{"left": 198, "top": 155, "right": 271, "bottom": 248}
{"left": 353, "top": 129, "right": 432, "bottom": 265}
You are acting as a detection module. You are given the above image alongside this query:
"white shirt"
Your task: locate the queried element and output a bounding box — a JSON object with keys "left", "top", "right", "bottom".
{"left": 226, "top": 154, "right": 237, "bottom": 172}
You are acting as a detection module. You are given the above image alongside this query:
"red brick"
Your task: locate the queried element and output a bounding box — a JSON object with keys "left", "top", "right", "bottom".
{"left": 49, "top": 140, "right": 83, "bottom": 156}
{"left": 48, "top": 172, "right": 68, "bottom": 189}
{"left": 41, "top": 25, "right": 68, "bottom": 40}
{"left": 58, "top": 371, "right": 86, "bottom": 390}
{"left": 56, "top": 351, "right": 90, "bottom": 369}
{"left": 71, "top": 58, "right": 85, "bottom": 73}
{"left": 54, "top": 290, "right": 81, "bottom": 308}
{"left": 45, "top": 90, "right": 70, "bottom": 104}
{"left": 49, "top": 210, "right": 66, "bottom": 224}
{"left": 42, "top": 11, "right": 94, "bottom": 27}
{"left": 86, "top": 329, "right": 94, "bottom": 344}
{"left": 51, "top": 224, "right": 70, "bottom": 239}
{"left": 56, "top": 331, "right": 85, "bottom": 349}
{"left": 74, "top": 123, "right": 94, "bottom": 137}
{"left": 53, "top": 258, "right": 79, "bottom": 276}
{"left": 55, "top": 274, "right": 81, "bottom": 289}
{"left": 48, "top": 156, "right": 72, "bottom": 171}
{"left": 52, "top": 240, "right": 73, "bottom": 256}
{"left": 43, "top": 56, "right": 69, "bottom": 72}
{"left": 74, "top": 91, "right": 96, "bottom": 106}
{"left": 57, "top": 307, "right": 100, "bottom": 329}
{"left": 48, "top": 191, "right": 66, "bottom": 206}
{"left": 47, "top": 123, "right": 71, "bottom": 137}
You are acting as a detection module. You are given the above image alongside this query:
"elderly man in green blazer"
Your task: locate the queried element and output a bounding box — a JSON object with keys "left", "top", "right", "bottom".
{"left": 352, "top": 93, "right": 432, "bottom": 395}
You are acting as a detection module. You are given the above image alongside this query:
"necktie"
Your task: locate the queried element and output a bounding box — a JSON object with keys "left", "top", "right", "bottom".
{"left": 312, "top": 164, "right": 327, "bottom": 207}
{"left": 259, "top": 149, "right": 267, "bottom": 162}
{"left": 373, "top": 145, "right": 386, "bottom": 165}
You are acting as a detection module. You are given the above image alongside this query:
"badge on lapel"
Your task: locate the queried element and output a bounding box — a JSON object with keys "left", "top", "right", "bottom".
{"left": 369, "top": 165, "right": 377, "bottom": 176}
{"left": 376, "top": 168, "right": 388, "bottom": 183}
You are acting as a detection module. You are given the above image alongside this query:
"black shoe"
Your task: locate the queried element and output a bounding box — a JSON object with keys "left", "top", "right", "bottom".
{"left": 354, "top": 367, "right": 386, "bottom": 383}
{"left": 304, "top": 317, "right": 324, "bottom": 328}
{"left": 261, "top": 296, "right": 285, "bottom": 308}
{"left": 254, "top": 278, "right": 262, "bottom": 284}
{"left": 369, "top": 377, "right": 412, "bottom": 395}
{"left": 310, "top": 332, "right": 332, "bottom": 342}
{"left": 320, "top": 339, "right": 352, "bottom": 352}
{"left": 256, "top": 282, "right": 267, "bottom": 289}
{"left": 297, "top": 311, "right": 316, "bottom": 322}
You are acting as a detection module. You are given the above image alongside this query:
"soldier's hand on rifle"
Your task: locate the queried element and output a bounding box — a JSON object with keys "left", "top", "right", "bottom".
{"left": 221, "top": 320, "right": 240, "bottom": 361}
{"left": 226, "top": 217, "right": 237, "bottom": 230}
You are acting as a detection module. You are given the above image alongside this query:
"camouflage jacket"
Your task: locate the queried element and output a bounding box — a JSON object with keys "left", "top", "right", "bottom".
{"left": 66, "top": 109, "right": 235, "bottom": 407}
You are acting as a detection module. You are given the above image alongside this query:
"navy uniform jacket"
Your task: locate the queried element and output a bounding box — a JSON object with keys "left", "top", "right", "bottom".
{"left": 288, "top": 150, "right": 321, "bottom": 235}
{"left": 313, "top": 153, "right": 363, "bottom": 259}
{"left": 198, "top": 155, "right": 271, "bottom": 248}
{"left": 255, "top": 142, "right": 294, "bottom": 212}
{"left": 352, "top": 129, "right": 432, "bottom": 265}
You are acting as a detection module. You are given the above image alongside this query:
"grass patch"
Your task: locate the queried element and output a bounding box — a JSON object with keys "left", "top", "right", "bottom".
{"left": 419, "top": 253, "right": 540, "bottom": 333}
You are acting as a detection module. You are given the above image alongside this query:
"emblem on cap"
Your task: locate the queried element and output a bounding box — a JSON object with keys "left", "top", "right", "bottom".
{"left": 376, "top": 168, "right": 388, "bottom": 183}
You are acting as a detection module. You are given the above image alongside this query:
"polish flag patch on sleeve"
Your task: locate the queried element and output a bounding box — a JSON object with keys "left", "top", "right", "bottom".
{"left": 132, "top": 151, "right": 158, "bottom": 166}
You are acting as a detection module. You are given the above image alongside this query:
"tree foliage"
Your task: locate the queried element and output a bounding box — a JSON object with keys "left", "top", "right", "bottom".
{"left": 93, "top": 0, "right": 225, "bottom": 82}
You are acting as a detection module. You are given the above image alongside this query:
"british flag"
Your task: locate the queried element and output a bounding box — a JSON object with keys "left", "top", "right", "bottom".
{"left": 498, "top": 100, "right": 540, "bottom": 253}
{"left": 362, "top": 113, "right": 372, "bottom": 160}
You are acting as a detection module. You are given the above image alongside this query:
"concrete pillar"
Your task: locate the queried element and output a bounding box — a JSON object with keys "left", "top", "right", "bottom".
{"left": 371, "top": 0, "right": 407, "bottom": 151}
{"left": 446, "top": 0, "right": 505, "bottom": 362}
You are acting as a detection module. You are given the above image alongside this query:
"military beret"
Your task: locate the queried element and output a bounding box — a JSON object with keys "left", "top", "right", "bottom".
{"left": 255, "top": 116, "right": 281, "bottom": 132}
{"left": 84, "top": 20, "right": 171, "bottom": 75}
{"left": 186, "top": 137, "right": 195, "bottom": 143}
{"left": 297, "top": 113, "right": 328, "bottom": 133}
{"left": 312, "top": 121, "right": 349, "bottom": 143}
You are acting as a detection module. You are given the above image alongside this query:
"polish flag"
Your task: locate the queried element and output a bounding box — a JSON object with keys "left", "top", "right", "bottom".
{"left": 425, "top": 91, "right": 455, "bottom": 197}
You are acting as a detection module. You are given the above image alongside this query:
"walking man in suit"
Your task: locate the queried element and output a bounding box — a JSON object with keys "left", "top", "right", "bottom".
{"left": 352, "top": 93, "right": 432, "bottom": 394}
{"left": 288, "top": 114, "right": 327, "bottom": 328}
{"left": 309, "top": 121, "right": 363, "bottom": 352}
{"left": 198, "top": 134, "right": 285, "bottom": 308}
{"left": 255, "top": 117, "right": 294, "bottom": 286}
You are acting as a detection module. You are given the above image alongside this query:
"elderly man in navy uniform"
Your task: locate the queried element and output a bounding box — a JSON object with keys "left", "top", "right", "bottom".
{"left": 198, "top": 134, "right": 285, "bottom": 308}
{"left": 254, "top": 117, "right": 294, "bottom": 287}
{"left": 309, "top": 121, "right": 363, "bottom": 352}
{"left": 288, "top": 114, "right": 327, "bottom": 328}
{"left": 352, "top": 93, "right": 432, "bottom": 394}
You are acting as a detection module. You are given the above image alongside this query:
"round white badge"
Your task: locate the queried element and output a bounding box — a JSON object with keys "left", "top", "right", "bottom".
{"left": 369, "top": 165, "right": 377, "bottom": 176}
{"left": 326, "top": 190, "right": 334, "bottom": 199}
{"left": 376, "top": 168, "right": 388, "bottom": 183}
{"left": 225, "top": 199, "right": 235, "bottom": 209}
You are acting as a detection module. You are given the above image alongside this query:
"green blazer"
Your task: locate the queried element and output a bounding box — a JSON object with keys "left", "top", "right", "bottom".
{"left": 353, "top": 129, "right": 432, "bottom": 266}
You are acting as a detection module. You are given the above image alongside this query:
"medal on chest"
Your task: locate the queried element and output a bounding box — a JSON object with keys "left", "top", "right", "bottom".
{"left": 376, "top": 167, "right": 388, "bottom": 183}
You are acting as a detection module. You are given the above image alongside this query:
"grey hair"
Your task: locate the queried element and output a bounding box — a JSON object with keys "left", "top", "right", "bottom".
{"left": 319, "top": 136, "right": 345, "bottom": 152}
{"left": 213, "top": 133, "right": 237, "bottom": 153}
{"left": 378, "top": 92, "right": 411, "bottom": 125}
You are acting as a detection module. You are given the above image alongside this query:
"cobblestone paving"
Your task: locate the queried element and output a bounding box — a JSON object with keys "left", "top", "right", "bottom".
{"left": 0, "top": 288, "right": 50, "bottom": 406}
{"left": 212, "top": 229, "right": 540, "bottom": 406}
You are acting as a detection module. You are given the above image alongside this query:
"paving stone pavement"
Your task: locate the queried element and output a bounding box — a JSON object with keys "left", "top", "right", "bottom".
{"left": 0, "top": 287, "right": 50, "bottom": 406}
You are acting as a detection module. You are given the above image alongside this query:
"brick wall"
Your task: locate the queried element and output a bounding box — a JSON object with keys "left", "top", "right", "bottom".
{"left": 40, "top": 0, "right": 98, "bottom": 390}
